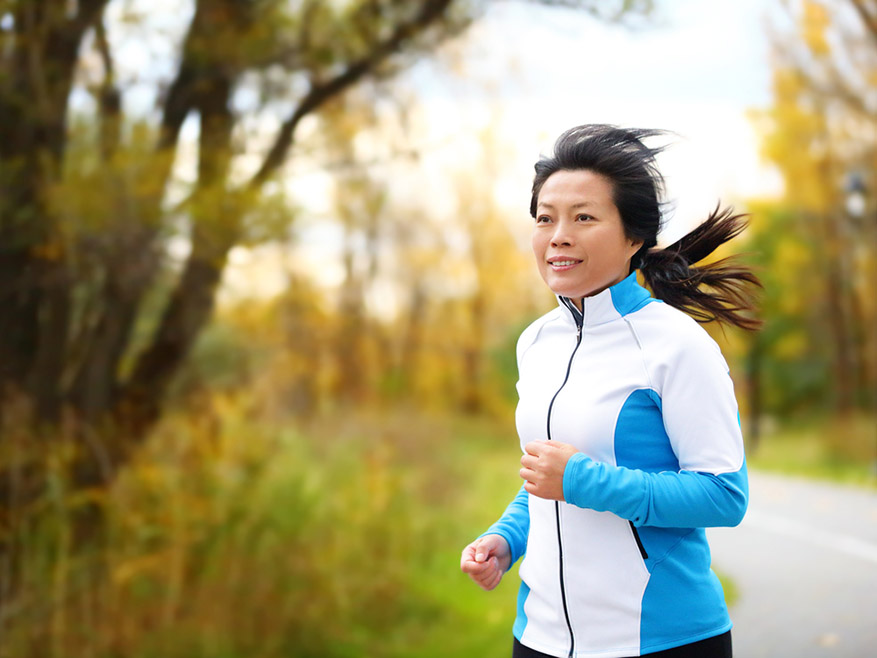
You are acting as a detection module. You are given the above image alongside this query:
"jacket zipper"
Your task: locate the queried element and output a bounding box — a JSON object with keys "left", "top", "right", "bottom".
{"left": 629, "top": 522, "right": 648, "bottom": 560}
{"left": 546, "top": 298, "right": 584, "bottom": 658}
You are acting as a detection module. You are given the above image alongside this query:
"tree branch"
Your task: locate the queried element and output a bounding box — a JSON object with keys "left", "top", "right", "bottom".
{"left": 520, "top": 0, "right": 653, "bottom": 23}
{"left": 849, "top": 0, "right": 877, "bottom": 45}
{"left": 94, "top": 14, "right": 121, "bottom": 160}
{"left": 251, "top": 0, "right": 454, "bottom": 186}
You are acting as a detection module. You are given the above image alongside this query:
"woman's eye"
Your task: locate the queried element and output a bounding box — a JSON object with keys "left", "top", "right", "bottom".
{"left": 576, "top": 214, "right": 594, "bottom": 222}
{"left": 536, "top": 215, "right": 551, "bottom": 224}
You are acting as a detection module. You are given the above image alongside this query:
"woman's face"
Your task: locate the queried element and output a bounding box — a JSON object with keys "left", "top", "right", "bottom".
{"left": 532, "top": 169, "right": 643, "bottom": 305}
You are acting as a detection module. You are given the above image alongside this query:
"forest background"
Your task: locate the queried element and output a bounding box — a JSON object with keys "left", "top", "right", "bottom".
{"left": 0, "top": 0, "right": 875, "bottom": 656}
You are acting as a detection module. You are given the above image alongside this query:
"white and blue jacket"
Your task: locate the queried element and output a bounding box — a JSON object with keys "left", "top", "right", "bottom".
{"left": 485, "top": 272, "right": 748, "bottom": 658}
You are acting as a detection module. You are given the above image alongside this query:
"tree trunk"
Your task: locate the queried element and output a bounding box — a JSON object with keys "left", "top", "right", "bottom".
{"left": 67, "top": 0, "right": 237, "bottom": 425}
{"left": 0, "top": 0, "right": 110, "bottom": 419}
{"left": 115, "top": 67, "right": 237, "bottom": 440}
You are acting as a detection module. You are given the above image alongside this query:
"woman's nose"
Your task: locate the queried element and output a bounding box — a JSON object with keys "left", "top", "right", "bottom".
{"left": 551, "top": 222, "right": 573, "bottom": 247}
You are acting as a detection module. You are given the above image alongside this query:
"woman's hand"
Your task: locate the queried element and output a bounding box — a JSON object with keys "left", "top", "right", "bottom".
{"left": 520, "top": 440, "right": 578, "bottom": 501}
{"left": 460, "top": 534, "right": 511, "bottom": 591}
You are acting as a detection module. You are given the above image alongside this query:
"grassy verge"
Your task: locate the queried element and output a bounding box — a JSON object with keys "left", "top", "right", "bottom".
{"left": 748, "top": 414, "right": 877, "bottom": 488}
{"left": 3, "top": 402, "right": 524, "bottom": 658}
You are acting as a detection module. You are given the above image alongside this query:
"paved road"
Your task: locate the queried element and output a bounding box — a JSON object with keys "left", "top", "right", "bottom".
{"left": 708, "top": 470, "right": 877, "bottom": 657}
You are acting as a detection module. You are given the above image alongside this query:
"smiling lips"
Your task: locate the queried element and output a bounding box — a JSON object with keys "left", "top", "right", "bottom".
{"left": 547, "top": 257, "right": 582, "bottom": 270}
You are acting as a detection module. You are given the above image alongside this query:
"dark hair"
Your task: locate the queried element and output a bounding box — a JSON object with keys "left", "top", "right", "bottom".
{"left": 530, "top": 124, "right": 761, "bottom": 331}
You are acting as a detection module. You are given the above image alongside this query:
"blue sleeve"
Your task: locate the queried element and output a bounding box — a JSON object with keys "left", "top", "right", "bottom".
{"left": 481, "top": 485, "right": 530, "bottom": 564}
{"left": 563, "top": 455, "right": 748, "bottom": 528}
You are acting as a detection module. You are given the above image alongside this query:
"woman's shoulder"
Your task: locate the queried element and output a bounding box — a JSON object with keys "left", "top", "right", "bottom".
{"left": 632, "top": 301, "right": 726, "bottom": 360}
{"left": 516, "top": 306, "right": 565, "bottom": 357}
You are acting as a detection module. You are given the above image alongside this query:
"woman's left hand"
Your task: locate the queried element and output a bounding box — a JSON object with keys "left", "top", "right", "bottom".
{"left": 520, "top": 440, "right": 579, "bottom": 501}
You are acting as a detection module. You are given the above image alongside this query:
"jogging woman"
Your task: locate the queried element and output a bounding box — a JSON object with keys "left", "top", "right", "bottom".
{"left": 460, "top": 124, "right": 760, "bottom": 658}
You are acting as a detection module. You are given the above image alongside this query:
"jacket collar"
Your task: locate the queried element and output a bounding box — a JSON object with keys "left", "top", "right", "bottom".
{"left": 557, "top": 272, "right": 655, "bottom": 328}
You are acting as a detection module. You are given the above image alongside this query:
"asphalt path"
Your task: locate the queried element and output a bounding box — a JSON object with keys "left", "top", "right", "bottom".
{"left": 708, "top": 470, "right": 877, "bottom": 657}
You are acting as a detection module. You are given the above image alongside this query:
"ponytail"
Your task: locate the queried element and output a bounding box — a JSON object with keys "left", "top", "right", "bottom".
{"left": 639, "top": 205, "right": 762, "bottom": 331}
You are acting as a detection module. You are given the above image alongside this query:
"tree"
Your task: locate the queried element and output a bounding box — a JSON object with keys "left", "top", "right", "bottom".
{"left": 2, "top": 0, "right": 459, "bottom": 438}
{"left": 0, "top": 0, "right": 651, "bottom": 477}
{"left": 752, "top": 0, "right": 877, "bottom": 418}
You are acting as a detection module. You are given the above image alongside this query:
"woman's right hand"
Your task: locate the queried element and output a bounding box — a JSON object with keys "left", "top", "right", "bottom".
{"left": 460, "top": 534, "right": 512, "bottom": 591}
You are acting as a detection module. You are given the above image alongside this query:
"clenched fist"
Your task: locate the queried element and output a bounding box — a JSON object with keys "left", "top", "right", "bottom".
{"left": 520, "top": 440, "right": 578, "bottom": 501}
{"left": 460, "top": 534, "right": 511, "bottom": 591}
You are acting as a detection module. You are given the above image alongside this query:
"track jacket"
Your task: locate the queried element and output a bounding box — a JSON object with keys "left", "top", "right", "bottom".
{"left": 485, "top": 272, "right": 748, "bottom": 658}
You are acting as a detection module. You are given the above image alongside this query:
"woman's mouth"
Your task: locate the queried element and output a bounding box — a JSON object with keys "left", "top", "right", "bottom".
{"left": 548, "top": 259, "right": 582, "bottom": 271}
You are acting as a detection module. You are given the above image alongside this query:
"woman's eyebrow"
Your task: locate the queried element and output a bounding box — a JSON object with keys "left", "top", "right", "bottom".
{"left": 537, "top": 201, "right": 595, "bottom": 210}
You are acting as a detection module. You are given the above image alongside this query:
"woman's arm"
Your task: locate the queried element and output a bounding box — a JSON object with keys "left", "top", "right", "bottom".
{"left": 460, "top": 486, "right": 529, "bottom": 590}
{"left": 480, "top": 485, "right": 530, "bottom": 564}
{"left": 562, "top": 455, "right": 747, "bottom": 528}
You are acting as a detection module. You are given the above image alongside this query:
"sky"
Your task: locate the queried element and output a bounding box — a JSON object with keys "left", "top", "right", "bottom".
{"left": 404, "top": 0, "right": 785, "bottom": 241}
{"left": 219, "top": 0, "right": 788, "bottom": 302}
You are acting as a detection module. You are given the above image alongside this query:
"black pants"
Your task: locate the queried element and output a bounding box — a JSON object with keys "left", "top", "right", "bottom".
{"left": 513, "top": 631, "right": 732, "bottom": 657}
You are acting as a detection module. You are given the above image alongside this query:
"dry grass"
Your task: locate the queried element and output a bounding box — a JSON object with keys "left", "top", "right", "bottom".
{"left": 1, "top": 396, "right": 521, "bottom": 658}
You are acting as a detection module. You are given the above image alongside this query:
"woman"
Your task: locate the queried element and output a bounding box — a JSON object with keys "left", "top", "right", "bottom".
{"left": 460, "top": 124, "right": 760, "bottom": 658}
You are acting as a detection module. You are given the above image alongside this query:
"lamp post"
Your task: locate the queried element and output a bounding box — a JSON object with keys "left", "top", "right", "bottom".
{"left": 844, "top": 172, "right": 876, "bottom": 478}
{"left": 845, "top": 172, "right": 867, "bottom": 221}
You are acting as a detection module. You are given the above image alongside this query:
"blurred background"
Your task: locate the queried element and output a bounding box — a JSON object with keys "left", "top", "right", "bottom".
{"left": 0, "top": 0, "right": 875, "bottom": 656}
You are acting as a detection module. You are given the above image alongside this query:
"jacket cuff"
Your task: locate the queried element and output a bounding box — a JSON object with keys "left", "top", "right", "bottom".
{"left": 562, "top": 452, "right": 650, "bottom": 525}
{"left": 562, "top": 452, "right": 591, "bottom": 506}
